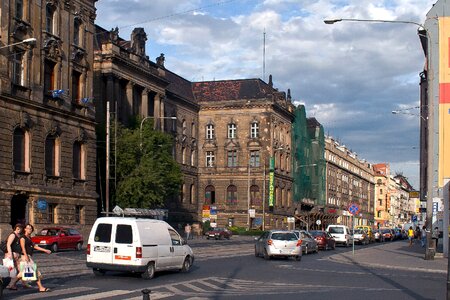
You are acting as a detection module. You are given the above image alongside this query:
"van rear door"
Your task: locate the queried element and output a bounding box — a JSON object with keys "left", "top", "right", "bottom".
{"left": 90, "top": 223, "right": 114, "bottom": 264}
{"left": 113, "top": 224, "right": 135, "bottom": 265}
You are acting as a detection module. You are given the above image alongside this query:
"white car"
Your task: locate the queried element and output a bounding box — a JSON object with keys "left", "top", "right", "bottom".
{"left": 293, "top": 230, "right": 319, "bottom": 254}
{"left": 254, "top": 230, "right": 302, "bottom": 261}
{"left": 326, "top": 225, "right": 353, "bottom": 247}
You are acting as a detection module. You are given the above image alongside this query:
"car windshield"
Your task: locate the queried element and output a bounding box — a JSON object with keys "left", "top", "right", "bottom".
{"left": 271, "top": 232, "right": 298, "bottom": 241}
{"left": 309, "top": 231, "right": 323, "bottom": 237}
{"left": 353, "top": 229, "right": 364, "bottom": 234}
{"left": 381, "top": 229, "right": 391, "bottom": 233}
{"left": 37, "top": 229, "right": 59, "bottom": 236}
{"left": 328, "top": 227, "right": 344, "bottom": 234}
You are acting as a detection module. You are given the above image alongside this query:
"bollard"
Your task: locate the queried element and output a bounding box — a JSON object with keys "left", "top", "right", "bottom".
{"left": 142, "top": 289, "right": 151, "bottom": 300}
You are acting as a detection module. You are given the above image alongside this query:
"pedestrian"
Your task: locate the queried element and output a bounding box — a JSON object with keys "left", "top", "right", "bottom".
{"left": 185, "top": 223, "right": 192, "bottom": 240}
{"left": 9, "top": 223, "right": 52, "bottom": 293}
{"left": 432, "top": 226, "right": 440, "bottom": 249}
{"left": 407, "top": 226, "right": 414, "bottom": 247}
{"left": 420, "top": 225, "right": 427, "bottom": 247}
{"left": 5, "top": 224, "right": 26, "bottom": 290}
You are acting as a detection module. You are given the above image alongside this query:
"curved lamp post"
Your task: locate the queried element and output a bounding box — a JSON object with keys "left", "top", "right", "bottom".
{"left": 139, "top": 116, "right": 177, "bottom": 149}
{"left": 324, "top": 17, "right": 437, "bottom": 261}
{"left": 0, "top": 38, "right": 36, "bottom": 50}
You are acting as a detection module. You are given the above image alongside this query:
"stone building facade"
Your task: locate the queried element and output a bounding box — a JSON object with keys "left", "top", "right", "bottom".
{"left": 193, "top": 78, "right": 295, "bottom": 229}
{"left": 93, "top": 26, "right": 200, "bottom": 223}
{"left": 0, "top": 0, "right": 98, "bottom": 238}
{"left": 324, "top": 137, "right": 375, "bottom": 227}
{"left": 373, "top": 163, "right": 391, "bottom": 227}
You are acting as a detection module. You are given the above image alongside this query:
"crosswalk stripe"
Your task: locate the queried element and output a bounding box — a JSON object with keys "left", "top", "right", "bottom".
{"left": 61, "top": 289, "right": 131, "bottom": 300}
{"left": 183, "top": 283, "right": 208, "bottom": 292}
{"left": 196, "top": 279, "right": 226, "bottom": 290}
{"left": 13, "top": 286, "right": 97, "bottom": 300}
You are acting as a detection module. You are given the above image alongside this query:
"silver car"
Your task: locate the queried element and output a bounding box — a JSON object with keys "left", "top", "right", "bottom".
{"left": 294, "top": 230, "right": 319, "bottom": 254}
{"left": 254, "top": 230, "right": 302, "bottom": 261}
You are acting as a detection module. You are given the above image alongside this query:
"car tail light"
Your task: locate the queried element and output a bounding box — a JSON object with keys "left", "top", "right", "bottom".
{"left": 136, "top": 247, "right": 142, "bottom": 258}
{"left": 267, "top": 239, "right": 273, "bottom": 246}
{"left": 296, "top": 240, "right": 303, "bottom": 247}
{"left": 86, "top": 244, "right": 90, "bottom": 255}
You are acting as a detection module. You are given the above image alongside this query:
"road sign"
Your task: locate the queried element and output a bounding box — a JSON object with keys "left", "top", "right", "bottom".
{"left": 316, "top": 219, "right": 321, "bottom": 225}
{"left": 348, "top": 203, "right": 360, "bottom": 215}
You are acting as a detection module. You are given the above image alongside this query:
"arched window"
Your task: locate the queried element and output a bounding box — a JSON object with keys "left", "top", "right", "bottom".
{"left": 45, "top": 134, "right": 60, "bottom": 176}
{"left": 287, "top": 189, "right": 292, "bottom": 207}
{"left": 275, "top": 187, "right": 280, "bottom": 206}
{"left": 73, "top": 141, "right": 86, "bottom": 179}
{"left": 281, "top": 188, "right": 285, "bottom": 207}
{"left": 13, "top": 127, "right": 30, "bottom": 172}
{"left": 226, "top": 185, "right": 237, "bottom": 205}
{"left": 182, "top": 147, "right": 186, "bottom": 164}
{"left": 181, "top": 184, "right": 186, "bottom": 203}
{"left": 190, "top": 149, "right": 195, "bottom": 166}
{"left": 205, "top": 185, "right": 215, "bottom": 204}
{"left": 250, "top": 185, "right": 260, "bottom": 206}
{"left": 73, "top": 17, "right": 82, "bottom": 46}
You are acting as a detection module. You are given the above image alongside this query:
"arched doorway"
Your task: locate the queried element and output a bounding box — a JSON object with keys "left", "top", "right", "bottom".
{"left": 10, "top": 193, "right": 28, "bottom": 227}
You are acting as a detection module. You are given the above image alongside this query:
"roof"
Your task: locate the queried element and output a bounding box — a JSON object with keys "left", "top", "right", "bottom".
{"left": 192, "top": 79, "right": 274, "bottom": 102}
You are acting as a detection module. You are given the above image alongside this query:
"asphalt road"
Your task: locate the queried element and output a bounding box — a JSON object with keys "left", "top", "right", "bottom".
{"left": 2, "top": 237, "right": 446, "bottom": 300}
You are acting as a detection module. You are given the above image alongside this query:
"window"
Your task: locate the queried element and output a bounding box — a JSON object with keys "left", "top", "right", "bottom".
{"left": 250, "top": 185, "right": 261, "bottom": 206}
{"left": 377, "top": 211, "right": 382, "bottom": 218}
{"left": 44, "top": 60, "right": 56, "bottom": 96}
{"left": 168, "top": 229, "right": 181, "bottom": 246}
{"left": 13, "top": 127, "right": 30, "bottom": 172}
{"left": 205, "top": 185, "right": 215, "bottom": 204}
{"left": 72, "top": 70, "right": 81, "bottom": 103}
{"left": 15, "top": 0, "right": 23, "bottom": 19}
{"left": 226, "top": 185, "right": 238, "bottom": 205}
{"left": 73, "top": 141, "right": 86, "bottom": 179}
{"left": 46, "top": 4, "right": 55, "bottom": 33}
{"left": 12, "top": 53, "right": 24, "bottom": 86}
{"left": 75, "top": 205, "right": 83, "bottom": 223}
{"left": 48, "top": 204, "right": 57, "bottom": 223}
{"left": 115, "top": 225, "right": 133, "bottom": 244}
{"left": 190, "top": 149, "right": 195, "bottom": 166}
{"left": 227, "top": 150, "right": 237, "bottom": 167}
{"left": 206, "top": 124, "right": 214, "bottom": 139}
{"left": 94, "top": 223, "right": 112, "bottom": 243}
{"left": 191, "top": 122, "right": 196, "bottom": 136}
{"left": 206, "top": 151, "right": 215, "bottom": 167}
{"left": 73, "top": 17, "right": 81, "bottom": 46}
{"left": 250, "top": 122, "right": 259, "bottom": 138}
{"left": 190, "top": 184, "right": 195, "bottom": 204}
{"left": 45, "top": 134, "right": 60, "bottom": 176}
{"left": 182, "top": 147, "right": 186, "bottom": 164}
{"left": 227, "top": 123, "right": 236, "bottom": 139}
{"left": 250, "top": 150, "right": 260, "bottom": 167}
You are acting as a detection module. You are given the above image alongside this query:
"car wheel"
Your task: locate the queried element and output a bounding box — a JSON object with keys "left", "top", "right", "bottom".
{"left": 93, "top": 268, "right": 105, "bottom": 276}
{"left": 263, "top": 249, "right": 270, "bottom": 260}
{"left": 51, "top": 243, "right": 58, "bottom": 253}
{"left": 181, "top": 256, "right": 192, "bottom": 272}
{"left": 295, "top": 255, "right": 302, "bottom": 261}
{"left": 141, "top": 262, "right": 155, "bottom": 279}
{"left": 76, "top": 242, "right": 82, "bottom": 251}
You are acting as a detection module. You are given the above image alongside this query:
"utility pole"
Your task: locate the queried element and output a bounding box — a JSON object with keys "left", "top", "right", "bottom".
{"left": 105, "top": 101, "right": 110, "bottom": 216}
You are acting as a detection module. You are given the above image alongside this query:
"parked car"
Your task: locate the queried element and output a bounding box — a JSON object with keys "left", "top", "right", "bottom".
{"left": 373, "top": 229, "right": 385, "bottom": 242}
{"left": 31, "top": 227, "right": 84, "bottom": 252}
{"left": 381, "top": 228, "right": 394, "bottom": 241}
{"left": 254, "top": 230, "right": 302, "bottom": 261}
{"left": 205, "top": 227, "right": 232, "bottom": 240}
{"left": 326, "top": 225, "right": 353, "bottom": 247}
{"left": 352, "top": 229, "right": 370, "bottom": 245}
{"left": 393, "top": 228, "right": 403, "bottom": 240}
{"left": 309, "top": 230, "right": 336, "bottom": 250}
{"left": 293, "top": 230, "right": 319, "bottom": 254}
{"left": 355, "top": 225, "right": 375, "bottom": 243}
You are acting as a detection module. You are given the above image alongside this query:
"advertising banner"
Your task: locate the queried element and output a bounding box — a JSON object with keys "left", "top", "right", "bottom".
{"left": 269, "top": 170, "right": 274, "bottom": 207}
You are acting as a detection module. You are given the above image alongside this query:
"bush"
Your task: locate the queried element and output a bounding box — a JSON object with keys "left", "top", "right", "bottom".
{"left": 228, "top": 226, "right": 263, "bottom": 236}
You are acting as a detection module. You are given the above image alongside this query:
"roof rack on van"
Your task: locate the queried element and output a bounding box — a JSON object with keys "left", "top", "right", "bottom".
{"left": 102, "top": 206, "right": 169, "bottom": 220}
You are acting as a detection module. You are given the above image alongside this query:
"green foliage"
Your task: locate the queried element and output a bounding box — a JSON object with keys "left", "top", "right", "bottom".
{"left": 113, "top": 119, "right": 182, "bottom": 209}
{"left": 228, "top": 226, "right": 264, "bottom": 236}
{"left": 202, "top": 220, "right": 211, "bottom": 233}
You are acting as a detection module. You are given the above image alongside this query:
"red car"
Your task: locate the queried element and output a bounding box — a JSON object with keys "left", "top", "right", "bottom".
{"left": 205, "top": 227, "right": 232, "bottom": 240}
{"left": 309, "top": 230, "right": 336, "bottom": 250}
{"left": 31, "top": 227, "right": 83, "bottom": 252}
{"left": 381, "top": 228, "right": 394, "bottom": 241}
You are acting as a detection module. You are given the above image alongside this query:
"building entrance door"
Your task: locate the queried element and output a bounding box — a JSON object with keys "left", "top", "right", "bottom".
{"left": 10, "top": 194, "right": 28, "bottom": 227}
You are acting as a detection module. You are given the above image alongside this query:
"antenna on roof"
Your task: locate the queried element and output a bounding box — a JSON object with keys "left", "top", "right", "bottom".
{"left": 263, "top": 29, "right": 266, "bottom": 82}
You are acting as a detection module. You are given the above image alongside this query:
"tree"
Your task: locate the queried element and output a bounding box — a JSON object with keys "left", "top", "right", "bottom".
{"left": 113, "top": 118, "right": 182, "bottom": 209}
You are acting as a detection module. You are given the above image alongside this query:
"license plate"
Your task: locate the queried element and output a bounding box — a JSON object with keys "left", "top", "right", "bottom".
{"left": 94, "top": 246, "right": 111, "bottom": 253}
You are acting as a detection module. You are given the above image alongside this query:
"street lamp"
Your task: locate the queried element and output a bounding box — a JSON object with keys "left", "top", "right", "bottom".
{"left": 139, "top": 116, "right": 177, "bottom": 149}
{"left": 324, "top": 16, "right": 436, "bottom": 261}
{"left": 0, "top": 38, "right": 36, "bottom": 50}
{"left": 392, "top": 110, "right": 427, "bottom": 121}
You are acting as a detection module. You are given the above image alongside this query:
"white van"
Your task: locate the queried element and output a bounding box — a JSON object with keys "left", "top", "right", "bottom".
{"left": 86, "top": 217, "right": 194, "bottom": 279}
{"left": 326, "top": 225, "right": 353, "bottom": 247}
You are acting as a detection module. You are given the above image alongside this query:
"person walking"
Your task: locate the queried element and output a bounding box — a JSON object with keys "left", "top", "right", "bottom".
{"left": 407, "top": 226, "right": 414, "bottom": 247}
{"left": 185, "top": 223, "right": 192, "bottom": 240}
{"left": 420, "top": 225, "right": 427, "bottom": 247}
{"left": 9, "top": 223, "right": 52, "bottom": 293}
{"left": 5, "top": 224, "right": 24, "bottom": 290}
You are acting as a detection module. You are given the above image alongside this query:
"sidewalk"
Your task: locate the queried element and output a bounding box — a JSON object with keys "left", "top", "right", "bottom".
{"left": 329, "top": 239, "right": 447, "bottom": 274}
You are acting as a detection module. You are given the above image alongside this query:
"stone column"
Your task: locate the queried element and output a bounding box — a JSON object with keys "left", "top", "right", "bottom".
{"left": 153, "top": 93, "right": 161, "bottom": 129}
{"left": 141, "top": 89, "right": 149, "bottom": 118}
{"left": 160, "top": 95, "right": 165, "bottom": 131}
{"left": 125, "top": 81, "right": 134, "bottom": 124}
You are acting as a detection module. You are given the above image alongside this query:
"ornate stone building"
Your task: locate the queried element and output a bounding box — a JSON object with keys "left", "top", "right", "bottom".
{"left": 373, "top": 163, "right": 391, "bottom": 227}
{"left": 0, "top": 0, "right": 98, "bottom": 238}
{"left": 324, "top": 137, "right": 375, "bottom": 227}
{"left": 193, "top": 77, "right": 295, "bottom": 229}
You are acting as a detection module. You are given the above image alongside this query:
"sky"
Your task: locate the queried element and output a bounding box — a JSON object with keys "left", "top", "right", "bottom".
{"left": 94, "top": 0, "right": 437, "bottom": 190}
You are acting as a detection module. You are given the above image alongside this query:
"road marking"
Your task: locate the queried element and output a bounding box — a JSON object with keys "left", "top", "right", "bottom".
{"left": 13, "top": 287, "right": 97, "bottom": 300}
{"left": 62, "top": 289, "right": 131, "bottom": 300}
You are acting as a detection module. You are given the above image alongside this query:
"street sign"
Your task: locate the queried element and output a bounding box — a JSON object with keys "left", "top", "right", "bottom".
{"left": 316, "top": 219, "right": 321, "bottom": 225}
{"left": 348, "top": 203, "right": 360, "bottom": 215}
